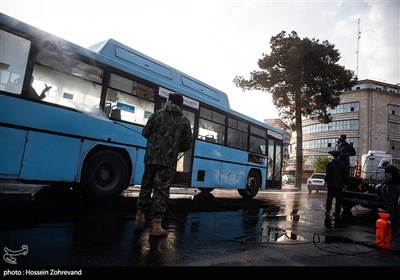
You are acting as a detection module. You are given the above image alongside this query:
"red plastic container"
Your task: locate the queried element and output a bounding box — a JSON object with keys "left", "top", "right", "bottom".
{"left": 376, "top": 212, "right": 392, "bottom": 249}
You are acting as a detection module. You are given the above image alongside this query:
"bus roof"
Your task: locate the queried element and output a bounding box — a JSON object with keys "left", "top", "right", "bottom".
{"left": 89, "top": 38, "right": 231, "bottom": 108}
{"left": 0, "top": 12, "right": 283, "bottom": 138}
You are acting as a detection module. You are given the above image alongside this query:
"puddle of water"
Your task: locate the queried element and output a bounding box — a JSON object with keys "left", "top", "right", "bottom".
{"left": 262, "top": 225, "right": 307, "bottom": 242}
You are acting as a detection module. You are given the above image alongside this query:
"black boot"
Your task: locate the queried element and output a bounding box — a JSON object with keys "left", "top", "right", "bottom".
{"left": 325, "top": 212, "right": 331, "bottom": 228}
{"left": 150, "top": 218, "right": 168, "bottom": 237}
{"left": 334, "top": 214, "right": 342, "bottom": 228}
{"left": 135, "top": 210, "right": 146, "bottom": 226}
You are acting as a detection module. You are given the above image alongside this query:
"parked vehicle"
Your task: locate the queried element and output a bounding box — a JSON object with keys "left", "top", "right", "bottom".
{"left": 282, "top": 174, "right": 295, "bottom": 184}
{"left": 342, "top": 177, "right": 386, "bottom": 214}
{"left": 341, "top": 151, "right": 391, "bottom": 213}
{"left": 307, "top": 173, "right": 326, "bottom": 193}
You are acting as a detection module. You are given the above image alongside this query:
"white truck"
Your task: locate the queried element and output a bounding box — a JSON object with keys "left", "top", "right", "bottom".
{"left": 342, "top": 150, "right": 392, "bottom": 213}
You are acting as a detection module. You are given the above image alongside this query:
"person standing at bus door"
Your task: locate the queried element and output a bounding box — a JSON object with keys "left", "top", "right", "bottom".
{"left": 324, "top": 150, "right": 349, "bottom": 228}
{"left": 335, "top": 134, "right": 356, "bottom": 177}
{"left": 378, "top": 158, "right": 400, "bottom": 226}
{"left": 28, "top": 77, "right": 52, "bottom": 101}
{"left": 135, "top": 92, "right": 192, "bottom": 237}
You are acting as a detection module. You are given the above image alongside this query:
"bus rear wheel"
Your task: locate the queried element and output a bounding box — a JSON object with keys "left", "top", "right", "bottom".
{"left": 81, "top": 150, "right": 129, "bottom": 200}
{"left": 238, "top": 170, "right": 260, "bottom": 199}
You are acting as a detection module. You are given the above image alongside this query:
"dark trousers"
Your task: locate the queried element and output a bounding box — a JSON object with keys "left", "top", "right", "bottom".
{"left": 387, "top": 184, "right": 400, "bottom": 225}
{"left": 137, "top": 164, "right": 175, "bottom": 219}
{"left": 326, "top": 188, "right": 343, "bottom": 215}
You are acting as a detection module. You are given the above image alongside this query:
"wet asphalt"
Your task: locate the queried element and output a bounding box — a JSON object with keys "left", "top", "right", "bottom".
{"left": 1, "top": 183, "right": 399, "bottom": 277}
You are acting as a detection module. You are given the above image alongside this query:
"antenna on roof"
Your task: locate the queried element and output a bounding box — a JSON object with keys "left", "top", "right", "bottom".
{"left": 356, "top": 18, "right": 361, "bottom": 79}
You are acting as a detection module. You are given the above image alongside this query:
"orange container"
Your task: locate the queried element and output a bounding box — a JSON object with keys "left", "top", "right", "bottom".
{"left": 376, "top": 212, "right": 392, "bottom": 249}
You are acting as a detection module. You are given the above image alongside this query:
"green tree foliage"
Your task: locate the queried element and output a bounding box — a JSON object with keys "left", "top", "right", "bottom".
{"left": 233, "top": 31, "right": 355, "bottom": 188}
{"left": 314, "top": 156, "right": 331, "bottom": 173}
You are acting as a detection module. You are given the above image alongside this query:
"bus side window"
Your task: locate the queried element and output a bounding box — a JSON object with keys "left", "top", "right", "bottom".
{"left": 0, "top": 30, "right": 30, "bottom": 95}
{"left": 205, "top": 135, "right": 216, "bottom": 142}
{"left": 110, "top": 108, "right": 121, "bottom": 120}
{"left": 104, "top": 102, "right": 112, "bottom": 116}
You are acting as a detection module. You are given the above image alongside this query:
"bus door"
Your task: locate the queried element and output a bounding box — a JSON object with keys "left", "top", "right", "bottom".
{"left": 158, "top": 87, "right": 197, "bottom": 187}
{"left": 267, "top": 138, "right": 283, "bottom": 189}
{"left": 174, "top": 107, "right": 195, "bottom": 186}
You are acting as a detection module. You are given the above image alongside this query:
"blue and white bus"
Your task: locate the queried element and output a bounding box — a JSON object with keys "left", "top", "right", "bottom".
{"left": 0, "top": 13, "right": 283, "bottom": 200}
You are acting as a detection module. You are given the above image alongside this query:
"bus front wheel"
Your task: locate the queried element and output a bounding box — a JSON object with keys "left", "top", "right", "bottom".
{"left": 238, "top": 170, "right": 260, "bottom": 199}
{"left": 81, "top": 150, "right": 129, "bottom": 200}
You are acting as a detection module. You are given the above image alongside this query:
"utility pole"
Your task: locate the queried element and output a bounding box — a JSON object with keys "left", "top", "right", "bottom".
{"left": 356, "top": 18, "right": 361, "bottom": 79}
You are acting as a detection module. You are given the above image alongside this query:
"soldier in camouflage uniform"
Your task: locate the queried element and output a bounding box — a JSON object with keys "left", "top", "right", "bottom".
{"left": 135, "top": 92, "right": 192, "bottom": 236}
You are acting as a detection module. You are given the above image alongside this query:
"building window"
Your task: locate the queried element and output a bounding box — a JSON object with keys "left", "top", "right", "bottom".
{"left": 389, "top": 104, "right": 400, "bottom": 116}
{"left": 389, "top": 122, "right": 400, "bottom": 134}
{"left": 389, "top": 140, "right": 400, "bottom": 152}
{"left": 303, "top": 138, "right": 358, "bottom": 150}
{"left": 303, "top": 120, "right": 359, "bottom": 134}
{"left": 327, "top": 102, "right": 359, "bottom": 115}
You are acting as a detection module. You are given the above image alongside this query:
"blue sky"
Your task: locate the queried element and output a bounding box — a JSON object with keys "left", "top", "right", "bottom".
{"left": 1, "top": 0, "right": 399, "bottom": 121}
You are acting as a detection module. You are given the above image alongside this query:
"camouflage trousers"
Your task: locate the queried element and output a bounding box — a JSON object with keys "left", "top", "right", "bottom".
{"left": 136, "top": 164, "right": 175, "bottom": 219}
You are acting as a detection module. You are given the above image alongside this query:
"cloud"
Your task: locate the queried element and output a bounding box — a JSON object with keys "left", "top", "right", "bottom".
{"left": 362, "top": 1, "right": 399, "bottom": 83}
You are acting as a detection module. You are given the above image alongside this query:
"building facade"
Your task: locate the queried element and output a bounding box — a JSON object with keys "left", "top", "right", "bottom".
{"left": 287, "top": 79, "right": 400, "bottom": 178}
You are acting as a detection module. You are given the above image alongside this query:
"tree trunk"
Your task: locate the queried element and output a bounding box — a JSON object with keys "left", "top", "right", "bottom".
{"left": 295, "top": 102, "right": 303, "bottom": 189}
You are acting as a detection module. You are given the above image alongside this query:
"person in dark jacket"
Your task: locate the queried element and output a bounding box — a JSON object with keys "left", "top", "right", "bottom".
{"left": 135, "top": 92, "right": 193, "bottom": 237}
{"left": 378, "top": 158, "right": 400, "bottom": 225}
{"left": 335, "top": 134, "right": 356, "bottom": 176}
{"left": 324, "top": 150, "right": 349, "bottom": 228}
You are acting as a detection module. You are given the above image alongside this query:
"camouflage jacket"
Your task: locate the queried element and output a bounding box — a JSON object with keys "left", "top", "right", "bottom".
{"left": 142, "top": 103, "right": 192, "bottom": 168}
